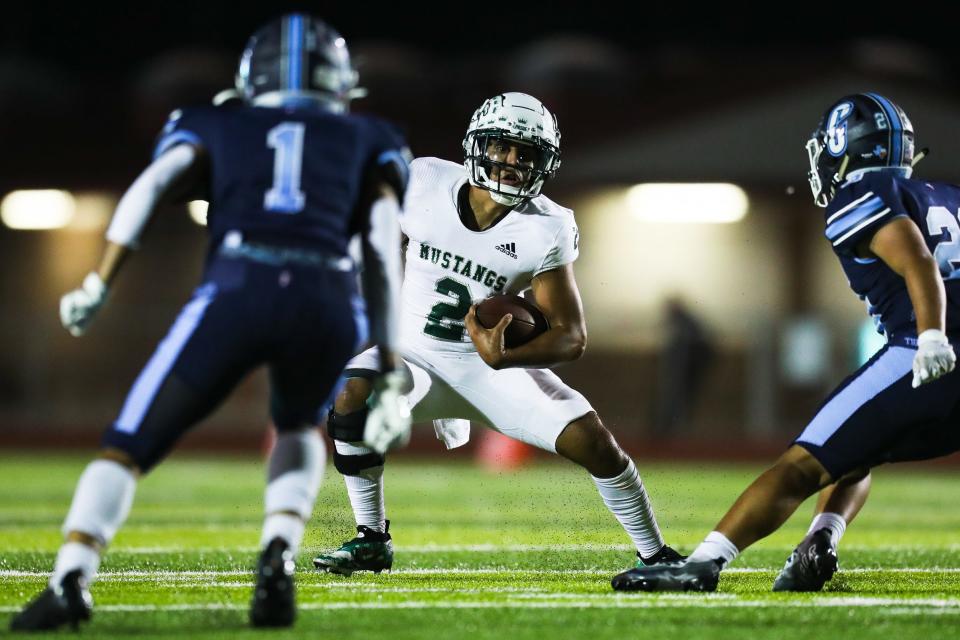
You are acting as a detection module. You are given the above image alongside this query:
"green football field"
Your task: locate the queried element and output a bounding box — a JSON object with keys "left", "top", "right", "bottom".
{"left": 2, "top": 452, "right": 959, "bottom": 639}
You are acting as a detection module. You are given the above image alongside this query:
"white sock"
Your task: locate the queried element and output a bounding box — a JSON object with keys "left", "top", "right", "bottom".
{"left": 344, "top": 471, "right": 386, "bottom": 532}
{"left": 50, "top": 541, "right": 101, "bottom": 588}
{"left": 591, "top": 459, "right": 664, "bottom": 558}
{"left": 808, "top": 512, "right": 847, "bottom": 547}
{"left": 62, "top": 459, "right": 137, "bottom": 546}
{"left": 262, "top": 430, "right": 325, "bottom": 555}
{"left": 260, "top": 514, "right": 306, "bottom": 555}
{"left": 334, "top": 441, "right": 386, "bottom": 533}
{"left": 688, "top": 531, "right": 739, "bottom": 566}
{"left": 53, "top": 458, "right": 136, "bottom": 587}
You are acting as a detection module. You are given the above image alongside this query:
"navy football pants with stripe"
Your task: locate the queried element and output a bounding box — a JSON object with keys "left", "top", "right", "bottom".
{"left": 796, "top": 344, "right": 960, "bottom": 479}
{"left": 101, "top": 256, "right": 366, "bottom": 472}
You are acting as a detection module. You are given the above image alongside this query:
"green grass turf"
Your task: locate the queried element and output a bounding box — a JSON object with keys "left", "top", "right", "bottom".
{"left": 1, "top": 453, "right": 959, "bottom": 639}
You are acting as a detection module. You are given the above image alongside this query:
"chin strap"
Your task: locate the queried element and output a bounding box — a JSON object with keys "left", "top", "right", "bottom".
{"left": 469, "top": 157, "right": 535, "bottom": 208}
{"left": 826, "top": 155, "right": 851, "bottom": 201}
{"left": 836, "top": 155, "right": 850, "bottom": 183}
{"left": 489, "top": 191, "right": 524, "bottom": 207}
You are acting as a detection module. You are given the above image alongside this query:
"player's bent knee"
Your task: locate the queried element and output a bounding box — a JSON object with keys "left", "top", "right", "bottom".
{"left": 328, "top": 405, "right": 387, "bottom": 476}
{"left": 334, "top": 377, "right": 372, "bottom": 414}
{"left": 838, "top": 466, "right": 871, "bottom": 484}
{"left": 555, "top": 413, "right": 628, "bottom": 475}
{"left": 332, "top": 444, "right": 385, "bottom": 477}
{"left": 327, "top": 406, "right": 369, "bottom": 442}
{"left": 776, "top": 445, "right": 833, "bottom": 492}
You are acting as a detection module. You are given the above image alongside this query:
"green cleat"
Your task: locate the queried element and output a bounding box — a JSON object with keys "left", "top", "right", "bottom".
{"left": 612, "top": 558, "right": 722, "bottom": 592}
{"left": 635, "top": 544, "right": 686, "bottom": 568}
{"left": 313, "top": 521, "right": 393, "bottom": 576}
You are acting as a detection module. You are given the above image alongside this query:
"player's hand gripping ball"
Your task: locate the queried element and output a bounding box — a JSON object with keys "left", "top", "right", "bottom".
{"left": 475, "top": 295, "right": 549, "bottom": 349}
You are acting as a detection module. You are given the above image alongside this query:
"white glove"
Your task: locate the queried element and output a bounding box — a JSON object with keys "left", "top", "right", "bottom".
{"left": 59, "top": 272, "right": 108, "bottom": 337}
{"left": 363, "top": 371, "right": 412, "bottom": 454}
{"left": 912, "top": 329, "right": 956, "bottom": 388}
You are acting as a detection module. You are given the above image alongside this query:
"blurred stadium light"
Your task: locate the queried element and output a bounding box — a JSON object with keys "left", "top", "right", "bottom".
{"left": 626, "top": 183, "right": 748, "bottom": 223}
{"left": 1, "top": 190, "right": 75, "bottom": 230}
{"left": 1, "top": 190, "right": 115, "bottom": 231}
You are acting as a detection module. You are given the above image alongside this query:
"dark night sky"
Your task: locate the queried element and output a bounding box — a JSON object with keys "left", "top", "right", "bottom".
{"left": 4, "top": 2, "right": 959, "bottom": 191}
{"left": 6, "top": 3, "right": 959, "bottom": 74}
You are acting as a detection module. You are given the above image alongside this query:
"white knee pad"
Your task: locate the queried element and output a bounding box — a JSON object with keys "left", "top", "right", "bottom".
{"left": 334, "top": 440, "right": 375, "bottom": 456}
{"left": 265, "top": 429, "right": 325, "bottom": 520}
{"left": 62, "top": 460, "right": 137, "bottom": 546}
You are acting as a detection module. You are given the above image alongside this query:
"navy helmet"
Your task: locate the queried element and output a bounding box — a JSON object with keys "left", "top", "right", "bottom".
{"left": 806, "top": 93, "right": 915, "bottom": 207}
{"left": 235, "top": 14, "right": 364, "bottom": 112}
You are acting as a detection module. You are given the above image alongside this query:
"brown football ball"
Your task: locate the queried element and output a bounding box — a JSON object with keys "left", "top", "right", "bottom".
{"left": 475, "top": 294, "right": 550, "bottom": 348}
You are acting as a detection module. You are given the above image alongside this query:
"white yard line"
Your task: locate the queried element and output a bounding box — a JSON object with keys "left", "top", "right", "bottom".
{"left": 0, "top": 597, "right": 959, "bottom": 613}
{"left": 70, "top": 543, "right": 960, "bottom": 553}
{"left": 0, "top": 544, "right": 637, "bottom": 553}
{"left": 161, "top": 583, "right": 545, "bottom": 594}
{"left": 3, "top": 567, "right": 960, "bottom": 580}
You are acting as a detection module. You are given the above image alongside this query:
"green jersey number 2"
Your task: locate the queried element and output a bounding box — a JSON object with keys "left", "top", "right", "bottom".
{"left": 424, "top": 277, "right": 471, "bottom": 341}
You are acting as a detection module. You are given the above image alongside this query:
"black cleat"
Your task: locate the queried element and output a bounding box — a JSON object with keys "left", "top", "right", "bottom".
{"left": 250, "top": 537, "right": 296, "bottom": 628}
{"left": 313, "top": 521, "right": 393, "bottom": 576}
{"left": 10, "top": 569, "right": 93, "bottom": 632}
{"left": 636, "top": 544, "right": 686, "bottom": 567}
{"left": 611, "top": 558, "right": 722, "bottom": 592}
{"left": 772, "top": 528, "right": 838, "bottom": 592}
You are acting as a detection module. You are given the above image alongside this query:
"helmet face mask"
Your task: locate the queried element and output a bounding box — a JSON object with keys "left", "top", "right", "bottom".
{"left": 235, "top": 13, "right": 363, "bottom": 112}
{"left": 806, "top": 93, "right": 915, "bottom": 207}
{"left": 805, "top": 131, "right": 834, "bottom": 208}
{"left": 463, "top": 93, "right": 561, "bottom": 206}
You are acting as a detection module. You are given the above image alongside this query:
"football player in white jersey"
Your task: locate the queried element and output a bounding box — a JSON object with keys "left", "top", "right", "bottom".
{"left": 314, "top": 92, "right": 681, "bottom": 575}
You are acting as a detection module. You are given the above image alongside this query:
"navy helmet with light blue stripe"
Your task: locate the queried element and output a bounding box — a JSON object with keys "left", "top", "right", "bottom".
{"left": 806, "top": 93, "right": 915, "bottom": 207}
{"left": 235, "top": 14, "right": 363, "bottom": 112}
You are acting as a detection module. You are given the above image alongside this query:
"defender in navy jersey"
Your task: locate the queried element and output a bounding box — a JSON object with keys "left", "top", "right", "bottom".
{"left": 825, "top": 166, "right": 960, "bottom": 342}
{"left": 12, "top": 14, "right": 411, "bottom": 631}
{"left": 611, "top": 93, "right": 960, "bottom": 594}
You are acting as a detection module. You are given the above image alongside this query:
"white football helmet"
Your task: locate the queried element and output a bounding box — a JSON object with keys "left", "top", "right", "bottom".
{"left": 462, "top": 92, "right": 561, "bottom": 206}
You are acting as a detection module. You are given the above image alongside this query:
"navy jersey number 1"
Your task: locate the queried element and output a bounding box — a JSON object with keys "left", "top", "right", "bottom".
{"left": 265, "top": 122, "right": 306, "bottom": 214}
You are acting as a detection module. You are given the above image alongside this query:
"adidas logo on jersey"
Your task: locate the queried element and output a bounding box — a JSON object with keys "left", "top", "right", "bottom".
{"left": 495, "top": 242, "right": 517, "bottom": 259}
